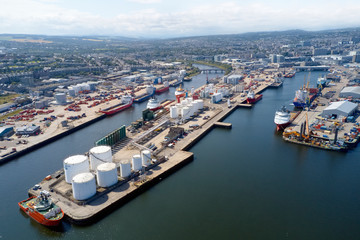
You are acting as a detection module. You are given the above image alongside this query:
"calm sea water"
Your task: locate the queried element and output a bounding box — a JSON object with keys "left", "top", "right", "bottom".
{"left": 1, "top": 68, "right": 360, "bottom": 239}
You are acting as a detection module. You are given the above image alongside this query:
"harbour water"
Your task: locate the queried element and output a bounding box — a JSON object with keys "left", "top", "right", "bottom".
{"left": 1, "top": 67, "right": 360, "bottom": 239}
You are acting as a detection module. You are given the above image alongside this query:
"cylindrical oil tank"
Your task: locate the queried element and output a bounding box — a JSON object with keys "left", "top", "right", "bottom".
{"left": 181, "top": 100, "right": 187, "bottom": 106}
{"left": 89, "top": 146, "right": 112, "bottom": 171}
{"left": 176, "top": 104, "right": 182, "bottom": 116}
{"left": 141, "top": 150, "right": 151, "bottom": 167}
{"left": 187, "top": 103, "right": 194, "bottom": 116}
{"left": 181, "top": 107, "right": 190, "bottom": 120}
{"left": 132, "top": 155, "right": 142, "bottom": 171}
{"left": 72, "top": 172, "right": 96, "bottom": 200}
{"left": 96, "top": 162, "right": 118, "bottom": 188}
{"left": 120, "top": 160, "right": 131, "bottom": 178}
{"left": 55, "top": 93, "right": 67, "bottom": 105}
{"left": 196, "top": 99, "right": 204, "bottom": 109}
{"left": 68, "top": 88, "right": 76, "bottom": 97}
{"left": 170, "top": 106, "right": 178, "bottom": 119}
{"left": 64, "top": 155, "right": 89, "bottom": 183}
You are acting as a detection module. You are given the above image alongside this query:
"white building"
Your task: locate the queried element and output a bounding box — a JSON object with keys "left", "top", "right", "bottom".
{"left": 339, "top": 86, "right": 360, "bottom": 99}
{"left": 322, "top": 101, "right": 358, "bottom": 118}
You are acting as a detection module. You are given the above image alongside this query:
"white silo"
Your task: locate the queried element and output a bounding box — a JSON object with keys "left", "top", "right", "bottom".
{"left": 176, "top": 104, "right": 182, "bottom": 116}
{"left": 181, "top": 100, "right": 187, "bottom": 106}
{"left": 141, "top": 150, "right": 152, "bottom": 167}
{"left": 181, "top": 107, "right": 190, "bottom": 120}
{"left": 96, "top": 162, "right": 118, "bottom": 188}
{"left": 68, "top": 87, "right": 76, "bottom": 97}
{"left": 186, "top": 98, "right": 193, "bottom": 104}
{"left": 196, "top": 99, "right": 204, "bottom": 109}
{"left": 72, "top": 172, "right": 96, "bottom": 201}
{"left": 64, "top": 155, "right": 89, "bottom": 184}
{"left": 192, "top": 101, "right": 199, "bottom": 112}
{"left": 55, "top": 93, "right": 67, "bottom": 105}
{"left": 170, "top": 106, "right": 178, "bottom": 119}
{"left": 187, "top": 103, "right": 194, "bottom": 116}
{"left": 89, "top": 146, "right": 112, "bottom": 171}
{"left": 120, "top": 160, "right": 131, "bottom": 178}
{"left": 132, "top": 155, "right": 142, "bottom": 171}
{"left": 72, "top": 85, "right": 80, "bottom": 95}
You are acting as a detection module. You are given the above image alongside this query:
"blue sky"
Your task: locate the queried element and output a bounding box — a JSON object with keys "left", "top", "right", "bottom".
{"left": 0, "top": 0, "right": 359, "bottom": 38}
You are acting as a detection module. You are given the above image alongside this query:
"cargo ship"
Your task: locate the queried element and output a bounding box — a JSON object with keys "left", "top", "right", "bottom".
{"left": 146, "top": 98, "right": 162, "bottom": 111}
{"left": 246, "top": 90, "right": 262, "bottom": 104}
{"left": 100, "top": 94, "right": 133, "bottom": 115}
{"left": 18, "top": 191, "right": 64, "bottom": 226}
{"left": 155, "top": 81, "right": 169, "bottom": 94}
{"left": 293, "top": 87, "right": 318, "bottom": 108}
{"left": 134, "top": 86, "right": 155, "bottom": 103}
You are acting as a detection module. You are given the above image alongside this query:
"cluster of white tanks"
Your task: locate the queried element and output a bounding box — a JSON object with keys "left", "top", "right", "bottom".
{"left": 63, "top": 146, "right": 154, "bottom": 201}
{"left": 170, "top": 98, "right": 204, "bottom": 120}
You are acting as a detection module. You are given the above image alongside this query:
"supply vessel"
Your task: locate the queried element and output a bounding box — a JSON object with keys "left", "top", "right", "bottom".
{"left": 146, "top": 98, "right": 162, "bottom": 111}
{"left": 100, "top": 94, "right": 133, "bottom": 115}
{"left": 18, "top": 191, "right": 64, "bottom": 226}
{"left": 246, "top": 90, "right": 262, "bottom": 104}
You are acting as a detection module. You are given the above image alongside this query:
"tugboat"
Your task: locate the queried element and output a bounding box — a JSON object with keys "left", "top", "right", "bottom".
{"left": 146, "top": 98, "right": 162, "bottom": 111}
{"left": 18, "top": 191, "right": 64, "bottom": 226}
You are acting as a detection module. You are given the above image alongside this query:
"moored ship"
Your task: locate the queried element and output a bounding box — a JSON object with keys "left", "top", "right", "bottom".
{"left": 317, "top": 76, "right": 331, "bottom": 88}
{"left": 155, "top": 81, "right": 169, "bottom": 94}
{"left": 274, "top": 106, "right": 291, "bottom": 131}
{"left": 269, "top": 77, "right": 283, "bottom": 88}
{"left": 246, "top": 90, "right": 262, "bottom": 104}
{"left": 18, "top": 191, "right": 64, "bottom": 226}
{"left": 100, "top": 94, "right": 133, "bottom": 115}
{"left": 146, "top": 98, "right": 162, "bottom": 111}
{"left": 293, "top": 87, "right": 318, "bottom": 108}
{"left": 134, "top": 85, "right": 156, "bottom": 103}
{"left": 284, "top": 71, "right": 296, "bottom": 78}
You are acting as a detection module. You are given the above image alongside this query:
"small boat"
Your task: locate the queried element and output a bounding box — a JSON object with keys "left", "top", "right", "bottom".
{"left": 18, "top": 191, "right": 64, "bottom": 226}
{"left": 246, "top": 90, "right": 262, "bottom": 104}
{"left": 284, "top": 71, "right": 295, "bottom": 78}
{"left": 183, "top": 76, "right": 192, "bottom": 81}
{"left": 146, "top": 98, "right": 162, "bottom": 111}
{"left": 100, "top": 94, "right": 133, "bottom": 115}
{"left": 269, "top": 77, "right": 283, "bottom": 88}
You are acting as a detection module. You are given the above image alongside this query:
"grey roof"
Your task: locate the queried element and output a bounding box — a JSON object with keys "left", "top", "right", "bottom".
{"left": 340, "top": 86, "right": 360, "bottom": 95}
{"left": 323, "top": 100, "right": 358, "bottom": 114}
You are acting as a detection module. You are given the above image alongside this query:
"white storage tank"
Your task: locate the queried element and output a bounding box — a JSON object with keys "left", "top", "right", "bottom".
{"left": 120, "top": 160, "right": 131, "bottom": 178}
{"left": 64, "top": 155, "right": 89, "bottom": 183}
{"left": 89, "top": 146, "right": 112, "bottom": 171}
{"left": 170, "top": 106, "right": 178, "bottom": 119}
{"left": 132, "top": 154, "right": 142, "bottom": 171}
{"left": 55, "top": 93, "right": 67, "bottom": 105}
{"left": 187, "top": 103, "right": 194, "bottom": 116}
{"left": 72, "top": 172, "right": 96, "bottom": 201}
{"left": 96, "top": 162, "right": 118, "bottom": 188}
{"left": 68, "top": 87, "right": 76, "bottom": 97}
{"left": 141, "top": 150, "right": 152, "bottom": 167}
{"left": 196, "top": 99, "right": 204, "bottom": 109}
{"left": 181, "top": 107, "right": 190, "bottom": 120}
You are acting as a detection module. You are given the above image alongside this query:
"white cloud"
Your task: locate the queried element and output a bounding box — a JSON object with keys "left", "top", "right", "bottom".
{"left": 0, "top": 0, "right": 359, "bottom": 37}
{"left": 126, "top": 0, "right": 162, "bottom": 3}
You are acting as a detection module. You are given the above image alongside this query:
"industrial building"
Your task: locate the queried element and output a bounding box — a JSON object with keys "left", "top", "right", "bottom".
{"left": 322, "top": 101, "right": 358, "bottom": 118}
{"left": 339, "top": 86, "right": 360, "bottom": 99}
{"left": 16, "top": 125, "right": 41, "bottom": 136}
{"left": 0, "top": 126, "right": 14, "bottom": 139}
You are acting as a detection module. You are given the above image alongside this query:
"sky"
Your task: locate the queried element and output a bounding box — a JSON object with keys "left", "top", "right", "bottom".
{"left": 0, "top": 0, "right": 360, "bottom": 38}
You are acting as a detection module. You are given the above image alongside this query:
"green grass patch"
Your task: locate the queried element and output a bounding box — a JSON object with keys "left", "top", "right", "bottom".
{"left": 0, "top": 94, "right": 20, "bottom": 105}
{"left": 0, "top": 109, "right": 22, "bottom": 121}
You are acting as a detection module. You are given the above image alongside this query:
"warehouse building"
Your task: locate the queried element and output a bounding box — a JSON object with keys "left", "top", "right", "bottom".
{"left": 339, "top": 86, "right": 360, "bottom": 99}
{"left": 0, "top": 126, "right": 14, "bottom": 139}
{"left": 322, "top": 101, "right": 358, "bottom": 118}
